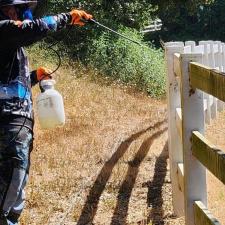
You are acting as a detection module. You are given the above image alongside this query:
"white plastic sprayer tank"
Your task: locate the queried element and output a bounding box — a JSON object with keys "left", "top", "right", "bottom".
{"left": 36, "top": 79, "right": 65, "bottom": 129}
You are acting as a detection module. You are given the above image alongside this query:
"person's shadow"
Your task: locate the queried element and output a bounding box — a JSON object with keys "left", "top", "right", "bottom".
{"left": 146, "top": 141, "right": 169, "bottom": 225}
{"left": 110, "top": 130, "right": 167, "bottom": 225}
{"left": 77, "top": 119, "right": 167, "bottom": 225}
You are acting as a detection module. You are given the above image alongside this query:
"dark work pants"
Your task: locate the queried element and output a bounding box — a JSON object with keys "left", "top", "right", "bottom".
{"left": 0, "top": 126, "right": 33, "bottom": 225}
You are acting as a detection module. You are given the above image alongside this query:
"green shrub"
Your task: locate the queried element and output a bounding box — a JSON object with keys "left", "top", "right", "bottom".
{"left": 87, "top": 27, "right": 166, "bottom": 97}
{"left": 27, "top": 28, "right": 166, "bottom": 98}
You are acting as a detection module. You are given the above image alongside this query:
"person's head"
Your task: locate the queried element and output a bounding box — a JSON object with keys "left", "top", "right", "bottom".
{"left": 0, "top": 0, "right": 37, "bottom": 20}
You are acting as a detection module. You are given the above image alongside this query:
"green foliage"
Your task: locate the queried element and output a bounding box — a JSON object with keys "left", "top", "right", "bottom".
{"left": 37, "top": 0, "right": 155, "bottom": 29}
{"left": 35, "top": 0, "right": 157, "bottom": 60}
{"left": 34, "top": 1, "right": 166, "bottom": 98}
{"left": 33, "top": 0, "right": 225, "bottom": 99}
{"left": 146, "top": 0, "right": 216, "bottom": 42}
{"left": 87, "top": 27, "right": 166, "bottom": 97}
{"left": 199, "top": 0, "right": 225, "bottom": 40}
{"left": 150, "top": 0, "right": 212, "bottom": 26}
{"left": 26, "top": 41, "right": 60, "bottom": 69}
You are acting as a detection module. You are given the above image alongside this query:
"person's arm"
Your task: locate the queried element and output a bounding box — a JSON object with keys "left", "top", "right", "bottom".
{"left": 0, "top": 10, "right": 93, "bottom": 49}
{"left": 0, "top": 13, "right": 71, "bottom": 49}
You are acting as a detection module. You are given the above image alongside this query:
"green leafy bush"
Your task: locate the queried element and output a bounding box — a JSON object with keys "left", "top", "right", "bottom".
{"left": 36, "top": 0, "right": 153, "bottom": 30}
{"left": 87, "top": 27, "right": 166, "bottom": 97}
{"left": 33, "top": 2, "right": 166, "bottom": 98}
{"left": 35, "top": 0, "right": 156, "bottom": 60}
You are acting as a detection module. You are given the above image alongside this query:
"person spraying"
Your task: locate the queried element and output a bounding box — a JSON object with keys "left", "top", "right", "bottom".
{"left": 0, "top": 1, "right": 93, "bottom": 224}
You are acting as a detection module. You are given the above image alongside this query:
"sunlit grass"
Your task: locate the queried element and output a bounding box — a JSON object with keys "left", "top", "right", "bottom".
{"left": 20, "top": 52, "right": 166, "bottom": 224}
{"left": 20, "top": 46, "right": 225, "bottom": 225}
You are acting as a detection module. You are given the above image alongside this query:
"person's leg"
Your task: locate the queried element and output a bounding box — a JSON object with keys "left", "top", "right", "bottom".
{"left": 0, "top": 208, "right": 8, "bottom": 225}
{"left": 0, "top": 126, "right": 33, "bottom": 224}
{"left": 0, "top": 127, "right": 14, "bottom": 224}
{"left": 7, "top": 172, "right": 29, "bottom": 225}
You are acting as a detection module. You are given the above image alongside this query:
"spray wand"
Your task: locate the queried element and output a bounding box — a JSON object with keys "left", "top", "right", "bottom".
{"left": 82, "top": 18, "right": 145, "bottom": 47}
{"left": 45, "top": 17, "right": 147, "bottom": 78}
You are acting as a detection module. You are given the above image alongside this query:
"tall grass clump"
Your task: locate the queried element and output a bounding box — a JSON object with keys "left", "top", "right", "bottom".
{"left": 87, "top": 27, "right": 166, "bottom": 97}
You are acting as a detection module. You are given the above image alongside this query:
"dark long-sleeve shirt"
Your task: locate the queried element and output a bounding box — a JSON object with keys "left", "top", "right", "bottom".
{"left": 0, "top": 13, "right": 72, "bottom": 129}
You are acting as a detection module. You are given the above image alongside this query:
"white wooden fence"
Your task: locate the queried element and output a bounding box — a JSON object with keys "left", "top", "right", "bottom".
{"left": 165, "top": 41, "right": 225, "bottom": 225}
{"left": 141, "top": 19, "right": 162, "bottom": 33}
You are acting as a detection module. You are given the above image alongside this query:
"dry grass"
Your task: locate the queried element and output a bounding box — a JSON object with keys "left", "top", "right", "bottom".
{"left": 19, "top": 59, "right": 225, "bottom": 225}
{"left": 206, "top": 111, "right": 225, "bottom": 224}
{"left": 21, "top": 62, "right": 168, "bottom": 224}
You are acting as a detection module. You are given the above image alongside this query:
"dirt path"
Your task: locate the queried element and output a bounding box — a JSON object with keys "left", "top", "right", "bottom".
{"left": 20, "top": 66, "right": 224, "bottom": 225}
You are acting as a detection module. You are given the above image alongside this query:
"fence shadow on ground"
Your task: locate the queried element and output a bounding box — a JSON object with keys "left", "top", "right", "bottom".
{"left": 146, "top": 141, "right": 169, "bottom": 225}
{"left": 110, "top": 129, "right": 167, "bottom": 225}
{"left": 77, "top": 120, "right": 167, "bottom": 225}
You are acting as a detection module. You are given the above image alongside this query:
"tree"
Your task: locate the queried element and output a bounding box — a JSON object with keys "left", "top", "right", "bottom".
{"left": 145, "top": 0, "right": 214, "bottom": 41}
{"left": 201, "top": 0, "right": 225, "bottom": 40}
{"left": 36, "top": 0, "right": 155, "bottom": 29}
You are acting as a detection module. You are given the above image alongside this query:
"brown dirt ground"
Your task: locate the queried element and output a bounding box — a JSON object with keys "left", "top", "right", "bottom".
{"left": 20, "top": 64, "right": 224, "bottom": 225}
{"left": 206, "top": 111, "right": 225, "bottom": 224}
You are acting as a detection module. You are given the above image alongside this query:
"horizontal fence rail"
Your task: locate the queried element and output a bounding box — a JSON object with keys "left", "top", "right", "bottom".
{"left": 194, "top": 201, "right": 221, "bottom": 225}
{"left": 165, "top": 41, "right": 225, "bottom": 225}
{"left": 192, "top": 131, "right": 225, "bottom": 184}
{"left": 190, "top": 63, "right": 225, "bottom": 102}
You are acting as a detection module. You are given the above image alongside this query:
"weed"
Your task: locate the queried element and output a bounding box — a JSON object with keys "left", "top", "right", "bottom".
{"left": 87, "top": 27, "right": 166, "bottom": 98}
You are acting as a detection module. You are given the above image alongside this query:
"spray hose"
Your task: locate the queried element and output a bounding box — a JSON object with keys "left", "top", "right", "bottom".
{"left": 45, "top": 17, "right": 148, "bottom": 77}
{"left": 82, "top": 18, "right": 145, "bottom": 47}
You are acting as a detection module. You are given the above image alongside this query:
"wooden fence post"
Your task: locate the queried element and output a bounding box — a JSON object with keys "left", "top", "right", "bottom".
{"left": 222, "top": 43, "right": 225, "bottom": 72}
{"left": 180, "top": 53, "right": 207, "bottom": 225}
{"left": 185, "top": 41, "right": 195, "bottom": 52}
{"left": 217, "top": 42, "right": 225, "bottom": 111}
{"left": 199, "top": 41, "right": 212, "bottom": 124}
{"left": 209, "top": 42, "right": 218, "bottom": 119}
{"left": 165, "top": 43, "right": 184, "bottom": 217}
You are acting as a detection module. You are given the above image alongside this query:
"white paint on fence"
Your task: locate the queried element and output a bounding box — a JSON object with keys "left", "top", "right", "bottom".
{"left": 165, "top": 40, "right": 225, "bottom": 225}
{"left": 175, "top": 107, "right": 182, "bottom": 139}
{"left": 177, "top": 163, "right": 184, "bottom": 193}
{"left": 184, "top": 41, "right": 225, "bottom": 124}
{"left": 165, "top": 44, "right": 184, "bottom": 216}
{"left": 180, "top": 53, "right": 207, "bottom": 225}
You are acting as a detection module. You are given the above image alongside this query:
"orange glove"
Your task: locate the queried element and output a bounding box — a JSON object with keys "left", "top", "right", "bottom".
{"left": 36, "top": 67, "right": 52, "bottom": 81}
{"left": 70, "top": 9, "right": 93, "bottom": 26}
